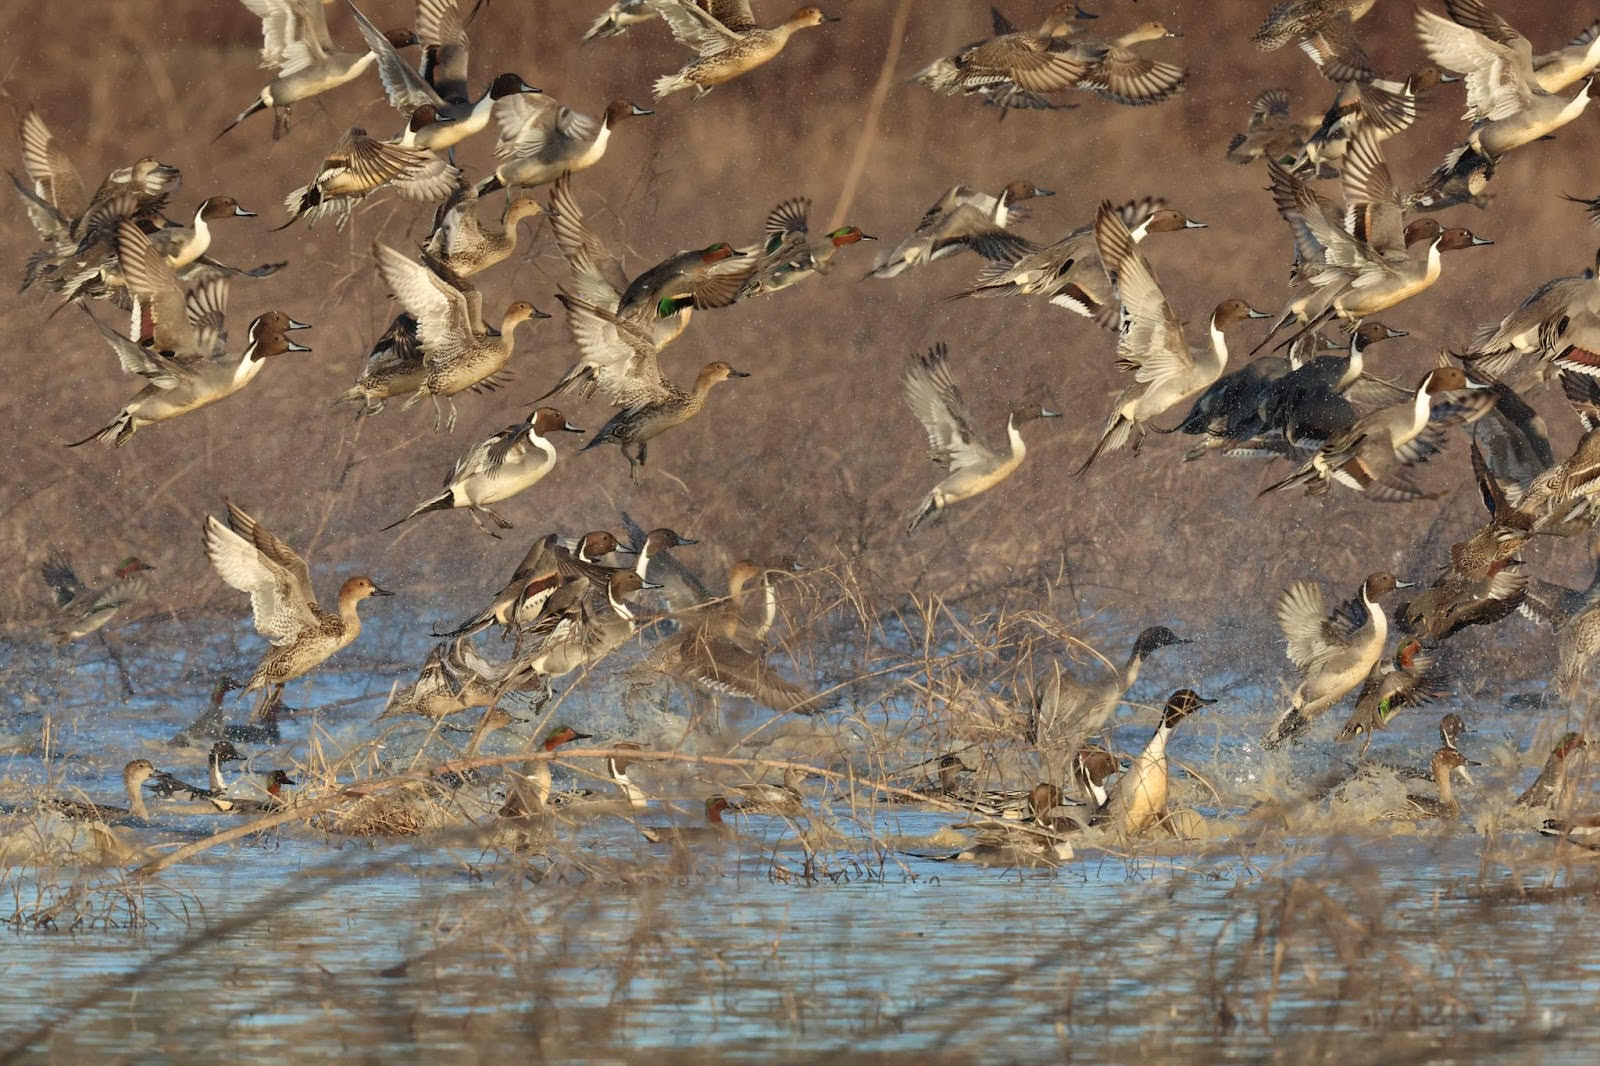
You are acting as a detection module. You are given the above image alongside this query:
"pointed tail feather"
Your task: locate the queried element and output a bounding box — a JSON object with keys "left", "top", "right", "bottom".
{"left": 381, "top": 492, "right": 453, "bottom": 532}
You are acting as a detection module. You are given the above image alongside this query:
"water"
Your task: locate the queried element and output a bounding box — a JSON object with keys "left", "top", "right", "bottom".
{"left": 2, "top": 622, "right": 1596, "bottom": 1062}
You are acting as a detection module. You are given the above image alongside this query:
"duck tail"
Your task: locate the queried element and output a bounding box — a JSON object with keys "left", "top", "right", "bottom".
{"left": 215, "top": 97, "right": 267, "bottom": 143}
{"left": 653, "top": 72, "right": 691, "bottom": 99}
{"left": 381, "top": 491, "right": 453, "bottom": 532}
{"left": 66, "top": 413, "right": 131, "bottom": 448}
{"left": 905, "top": 495, "right": 938, "bottom": 534}
{"left": 1073, "top": 417, "right": 1126, "bottom": 479}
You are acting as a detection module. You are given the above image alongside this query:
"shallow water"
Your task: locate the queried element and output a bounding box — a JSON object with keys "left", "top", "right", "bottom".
{"left": 3, "top": 625, "right": 1597, "bottom": 1062}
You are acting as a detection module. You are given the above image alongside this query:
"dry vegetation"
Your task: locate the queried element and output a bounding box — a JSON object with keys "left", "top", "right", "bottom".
{"left": 6, "top": 0, "right": 1600, "bottom": 1059}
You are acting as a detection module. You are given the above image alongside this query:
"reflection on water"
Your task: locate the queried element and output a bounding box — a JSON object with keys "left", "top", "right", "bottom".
{"left": 2, "top": 628, "right": 1597, "bottom": 1061}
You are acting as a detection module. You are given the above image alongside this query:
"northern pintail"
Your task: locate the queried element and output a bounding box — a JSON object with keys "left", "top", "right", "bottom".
{"left": 602, "top": 742, "right": 651, "bottom": 809}
{"left": 1099, "top": 689, "right": 1213, "bottom": 838}
{"left": 1029, "top": 625, "right": 1190, "bottom": 757}
{"left": 279, "top": 121, "right": 461, "bottom": 230}
{"left": 1264, "top": 571, "right": 1408, "bottom": 749}
{"left": 381, "top": 638, "right": 500, "bottom": 719}
{"left": 1406, "top": 142, "right": 1496, "bottom": 211}
{"left": 1251, "top": 323, "right": 1410, "bottom": 450}
{"left": 952, "top": 784, "right": 1078, "bottom": 865}
{"left": 42, "top": 759, "right": 159, "bottom": 823}
{"left": 210, "top": 770, "right": 297, "bottom": 815}
{"left": 913, "top": 3, "right": 1096, "bottom": 112}
{"left": 1077, "top": 204, "right": 1268, "bottom": 475}
{"left": 556, "top": 294, "right": 748, "bottom": 478}
{"left": 1333, "top": 638, "right": 1450, "bottom": 753}
{"left": 1532, "top": 17, "right": 1600, "bottom": 92}
{"left": 1387, "top": 748, "right": 1473, "bottom": 820}
{"left": 902, "top": 342, "right": 1059, "bottom": 531}
{"left": 149, "top": 741, "right": 245, "bottom": 802}
{"left": 1516, "top": 733, "right": 1586, "bottom": 808}
{"left": 628, "top": 527, "right": 698, "bottom": 583}
{"left": 203, "top": 500, "right": 393, "bottom": 719}
{"left": 381, "top": 407, "right": 582, "bottom": 536}
{"left": 345, "top": 0, "right": 541, "bottom": 150}
{"left": 634, "top": 622, "right": 827, "bottom": 715}
{"left": 1259, "top": 367, "right": 1498, "bottom": 501}
{"left": 499, "top": 724, "right": 593, "bottom": 817}
{"left": 584, "top": 0, "right": 655, "bottom": 40}
{"left": 330, "top": 313, "right": 425, "bottom": 418}
{"left": 423, "top": 184, "right": 543, "bottom": 278}
{"left": 647, "top": 0, "right": 837, "bottom": 99}
{"left": 1459, "top": 249, "right": 1600, "bottom": 379}
{"left": 867, "top": 181, "right": 1050, "bottom": 280}
{"left": 1050, "top": 21, "right": 1187, "bottom": 106}
{"left": 218, "top": 0, "right": 418, "bottom": 140}
{"left": 49, "top": 195, "right": 261, "bottom": 306}
{"left": 1416, "top": 5, "right": 1595, "bottom": 157}
{"left": 434, "top": 529, "right": 625, "bottom": 642}
{"left": 1252, "top": 0, "right": 1377, "bottom": 52}
{"left": 1227, "top": 89, "right": 1316, "bottom": 167}
{"left": 371, "top": 241, "right": 548, "bottom": 431}
{"left": 1551, "top": 589, "right": 1600, "bottom": 703}
{"left": 735, "top": 198, "right": 875, "bottom": 300}
{"left": 725, "top": 767, "right": 807, "bottom": 814}
{"left": 40, "top": 552, "right": 154, "bottom": 643}
{"left": 481, "top": 98, "right": 653, "bottom": 192}
{"left": 944, "top": 198, "right": 1206, "bottom": 326}
{"left": 495, "top": 570, "right": 657, "bottom": 697}
{"left": 1070, "top": 746, "right": 1121, "bottom": 808}
{"left": 1292, "top": 67, "right": 1454, "bottom": 176}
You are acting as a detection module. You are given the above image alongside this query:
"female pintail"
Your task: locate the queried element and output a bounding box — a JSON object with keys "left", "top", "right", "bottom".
{"left": 1259, "top": 366, "right": 1498, "bottom": 501}
{"left": 1077, "top": 206, "right": 1268, "bottom": 477}
{"left": 371, "top": 241, "right": 549, "bottom": 432}
{"left": 1387, "top": 748, "right": 1475, "bottom": 820}
{"left": 279, "top": 122, "right": 461, "bottom": 231}
{"left": 1253, "top": 0, "right": 1377, "bottom": 52}
{"left": 1227, "top": 89, "right": 1316, "bottom": 167}
{"left": 1029, "top": 625, "right": 1190, "bottom": 756}
{"left": 1417, "top": 4, "right": 1595, "bottom": 156}
{"left": 867, "top": 181, "right": 1051, "bottom": 279}
{"left": 1264, "top": 572, "right": 1409, "bottom": 749}
{"left": 945, "top": 198, "right": 1205, "bottom": 326}
{"left": 42, "top": 759, "right": 160, "bottom": 823}
{"left": 217, "top": 1, "right": 420, "bottom": 140}
{"left": 423, "top": 184, "right": 543, "bottom": 278}
{"left": 725, "top": 767, "right": 807, "bottom": 815}
{"left": 1460, "top": 249, "right": 1600, "bottom": 379}
{"left": 39, "top": 552, "right": 154, "bottom": 642}
{"left": 434, "top": 530, "right": 625, "bottom": 642}
{"left": 648, "top": 0, "right": 838, "bottom": 100}
{"left": 1099, "top": 689, "right": 1212, "bottom": 838}
{"left": 480, "top": 98, "right": 653, "bottom": 192}
{"left": 902, "top": 342, "right": 1059, "bottom": 531}
{"left": 1053, "top": 21, "right": 1187, "bottom": 106}
{"left": 345, "top": 0, "right": 540, "bottom": 150}
{"left": 330, "top": 313, "right": 426, "bottom": 418}
{"left": 203, "top": 500, "right": 393, "bottom": 720}
{"left": 1333, "top": 638, "right": 1450, "bottom": 754}
{"left": 634, "top": 622, "right": 827, "bottom": 715}
{"left": 913, "top": 3, "right": 1097, "bottom": 111}
{"left": 381, "top": 407, "right": 582, "bottom": 536}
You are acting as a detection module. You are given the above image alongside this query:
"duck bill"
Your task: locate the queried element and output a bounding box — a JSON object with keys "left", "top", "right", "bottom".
{"left": 370, "top": 585, "right": 396, "bottom": 597}
{"left": 286, "top": 318, "right": 313, "bottom": 330}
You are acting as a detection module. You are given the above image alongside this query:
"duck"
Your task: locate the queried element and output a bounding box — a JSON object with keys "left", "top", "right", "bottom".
{"left": 1070, "top": 746, "right": 1121, "bottom": 808}
{"left": 583, "top": 0, "right": 656, "bottom": 40}
{"left": 632, "top": 620, "right": 828, "bottom": 716}
{"left": 735, "top": 198, "right": 875, "bottom": 299}
{"left": 42, "top": 759, "right": 160, "bottom": 823}
{"left": 1416, "top": 4, "right": 1596, "bottom": 156}
{"left": 1540, "top": 813, "right": 1600, "bottom": 848}
{"left": 867, "top": 181, "right": 1050, "bottom": 280}
{"left": 203, "top": 499, "right": 393, "bottom": 719}
{"left": 50, "top": 195, "right": 262, "bottom": 305}
{"left": 1460, "top": 249, "right": 1600, "bottom": 380}
{"left": 499, "top": 724, "right": 593, "bottom": 817}
{"left": 209, "top": 770, "right": 297, "bottom": 815}
{"left": 637, "top": 796, "right": 733, "bottom": 843}
{"left": 1551, "top": 592, "right": 1600, "bottom": 703}
{"left": 495, "top": 570, "right": 657, "bottom": 698}
{"left": 627, "top": 527, "right": 698, "bottom": 583}
{"left": 912, "top": 3, "right": 1097, "bottom": 112}
{"left": 944, "top": 198, "right": 1206, "bottom": 327}
{"left": 71, "top": 289, "right": 311, "bottom": 447}
{"left": 149, "top": 741, "right": 246, "bottom": 801}
{"left": 1052, "top": 20, "right": 1187, "bottom": 106}
{"left": 1077, "top": 205, "right": 1268, "bottom": 476}
{"left": 1252, "top": 0, "right": 1377, "bottom": 52}
{"left": 648, "top": 0, "right": 837, "bottom": 99}
{"left": 381, "top": 638, "right": 501, "bottom": 720}
{"left": 1333, "top": 639, "right": 1450, "bottom": 753}
{"left": 952, "top": 784, "right": 1078, "bottom": 865}
{"left": 1516, "top": 733, "right": 1587, "bottom": 808}
{"left": 1028, "top": 625, "right": 1190, "bottom": 757}
{"left": 330, "top": 313, "right": 427, "bottom": 418}
{"left": 1386, "top": 748, "right": 1473, "bottom": 820}
{"left": 724, "top": 767, "right": 808, "bottom": 815}
{"left": 480, "top": 98, "right": 653, "bottom": 193}
{"left": 902, "top": 342, "right": 1059, "bottom": 531}
{"left": 217, "top": 0, "right": 420, "bottom": 140}
{"left": 39, "top": 552, "right": 154, "bottom": 643}
{"left": 381, "top": 407, "right": 583, "bottom": 536}
{"left": 345, "top": 0, "right": 541, "bottom": 150}
{"left": 278, "top": 120, "right": 461, "bottom": 230}
{"left": 434, "top": 529, "right": 626, "bottom": 642}
{"left": 423, "top": 184, "right": 544, "bottom": 278}
{"left": 1259, "top": 366, "right": 1499, "bottom": 501}
{"left": 1292, "top": 67, "right": 1455, "bottom": 177}
{"left": 1227, "top": 89, "right": 1317, "bottom": 167}
{"left": 1264, "top": 572, "right": 1408, "bottom": 749}
{"left": 371, "top": 241, "right": 548, "bottom": 432}
{"left": 1098, "top": 689, "right": 1214, "bottom": 838}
